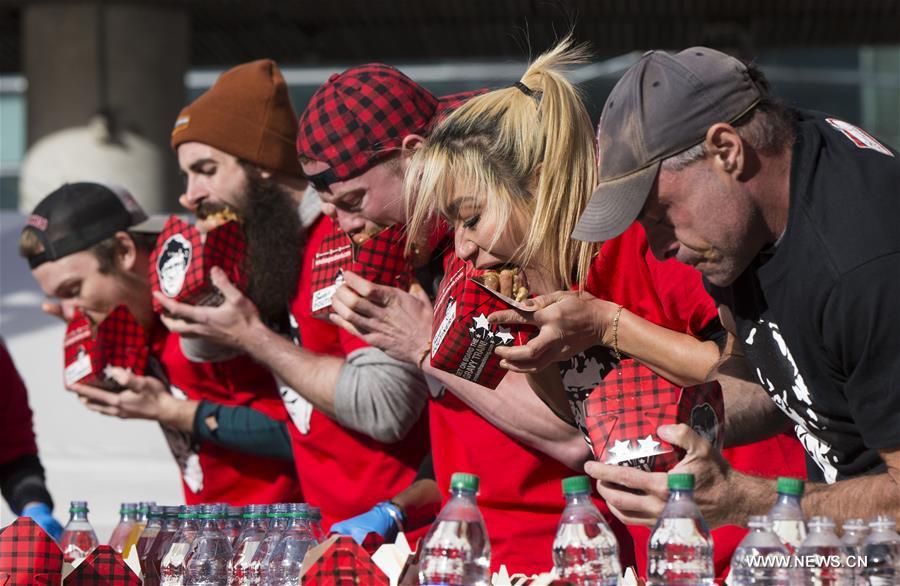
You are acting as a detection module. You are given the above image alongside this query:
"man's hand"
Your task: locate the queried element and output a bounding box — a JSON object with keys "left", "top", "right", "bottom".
{"left": 154, "top": 266, "right": 262, "bottom": 350}
{"left": 329, "top": 271, "right": 433, "bottom": 366}
{"left": 585, "top": 424, "right": 736, "bottom": 528}
{"left": 490, "top": 290, "right": 615, "bottom": 373}
{"left": 67, "top": 367, "right": 187, "bottom": 428}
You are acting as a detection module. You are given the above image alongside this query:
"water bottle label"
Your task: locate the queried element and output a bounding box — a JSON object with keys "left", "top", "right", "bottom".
{"left": 772, "top": 520, "right": 806, "bottom": 550}
{"left": 162, "top": 542, "right": 191, "bottom": 566}
{"left": 238, "top": 541, "right": 261, "bottom": 566}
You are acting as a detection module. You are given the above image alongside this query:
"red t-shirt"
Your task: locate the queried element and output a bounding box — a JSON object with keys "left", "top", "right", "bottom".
{"left": 287, "top": 215, "right": 430, "bottom": 531}
{"left": 586, "top": 222, "right": 806, "bottom": 580}
{"left": 0, "top": 340, "right": 39, "bottom": 466}
{"left": 152, "top": 327, "right": 303, "bottom": 506}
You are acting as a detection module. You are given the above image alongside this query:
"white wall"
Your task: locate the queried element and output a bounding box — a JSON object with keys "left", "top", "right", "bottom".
{"left": 0, "top": 211, "right": 183, "bottom": 541}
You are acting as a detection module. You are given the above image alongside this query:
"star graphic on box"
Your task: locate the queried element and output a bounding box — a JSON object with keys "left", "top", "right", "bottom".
{"left": 637, "top": 434, "right": 661, "bottom": 453}
{"left": 607, "top": 439, "right": 632, "bottom": 460}
{"left": 494, "top": 327, "right": 515, "bottom": 345}
{"left": 470, "top": 313, "right": 494, "bottom": 341}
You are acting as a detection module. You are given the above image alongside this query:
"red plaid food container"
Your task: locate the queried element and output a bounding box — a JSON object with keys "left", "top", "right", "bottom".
{"left": 429, "top": 254, "right": 535, "bottom": 390}
{"left": 310, "top": 222, "right": 413, "bottom": 317}
{"left": 63, "top": 545, "right": 141, "bottom": 585}
{"left": 584, "top": 359, "right": 724, "bottom": 472}
{"left": 0, "top": 517, "right": 63, "bottom": 586}
{"left": 63, "top": 306, "right": 149, "bottom": 389}
{"left": 301, "top": 536, "right": 390, "bottom": 585}
{"left": 359, "top": 532, "right": 386, "bottom": 557}
{"left": 149, "top": 216, "right": 247, "bottom": 313}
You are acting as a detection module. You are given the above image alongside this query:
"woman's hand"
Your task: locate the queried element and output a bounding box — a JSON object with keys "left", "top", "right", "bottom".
{"left": 489, "top": 290, "right": 617, "bottom": 372}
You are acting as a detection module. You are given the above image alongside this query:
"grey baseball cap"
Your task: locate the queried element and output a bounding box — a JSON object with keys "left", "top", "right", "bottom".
{"left": 573, "top": 47, "right": 762, "bottom": 242}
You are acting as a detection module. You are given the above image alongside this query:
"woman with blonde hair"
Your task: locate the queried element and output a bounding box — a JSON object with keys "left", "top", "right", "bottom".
{"left": 399, "top": 36, "right": 806, "bottom": 580}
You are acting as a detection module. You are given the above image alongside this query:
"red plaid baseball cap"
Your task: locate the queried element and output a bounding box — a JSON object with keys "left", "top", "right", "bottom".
{"left": 296, "top": 63, "right": 484, "bottom": 188}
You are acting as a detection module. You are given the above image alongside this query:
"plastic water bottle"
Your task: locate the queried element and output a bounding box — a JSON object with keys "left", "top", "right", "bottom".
{"left": 264, "top": 503, "right": 318, "bottom": 585}
{"left": 419, "top": 472, "right": 491, "bottom": 586}
{"left": 123, "top": 500, "right": 155, "bottom": 558}
{"left": 308, "top": 506, "right": 325, "bottom": 543}
{"left": 552, "top": 475, "right": 620, "bottom": 585}
{"left": 184, "top": 504, "right": 233, "bottom": 585}
{"left": 229, "top": 505, "right": 270, "bottom": 586}
{"left": 223, "top": 506, "right": 244, "bottom": 545}
{"left": 137, "top": 505, "right": 164, "bottom": 571}
{"left": 160, "top": 505, "right": 202, "bottom": 585}
{"left": 840, "top": 519, "right": 869, "bottom": 586}
{"left": 797, "top": 516, "right": 850, "bottom": 585}
{"left": 60, "top": 500, "right": 100, "bottom": 563}
{"left": 143, "top": 506, "right": 182, "bottom": 586}
{"left": 646, "top": 473, "right": 714, "bottom": 586}
{"left": 730, "top": 515, "right": 793, "bottom": 585}
{"left": 141, "top": 506, "right": 177, "bottom": 586}
{"left": 861, "top": 515, "right": 900, "bottom": 586}
{"left": 768, "top": 477, "right": 807, "bottom": 553}
{"left": 109, "top": 502, "right": 139, "bottom": 554}
{"left": 249, "top": 503, "right": 291, "bottom": 585}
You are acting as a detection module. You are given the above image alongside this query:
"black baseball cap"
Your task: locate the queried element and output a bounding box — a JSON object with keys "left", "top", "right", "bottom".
{"left": 23, "top": 182, "right": 153, "bottom": 269}
{"left": 573, "top": 47, "right": 762, "bottom": 242}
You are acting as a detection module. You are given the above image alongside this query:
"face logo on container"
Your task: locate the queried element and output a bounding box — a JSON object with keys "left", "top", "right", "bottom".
{"left": 157, "top": 234, "right": 192, "bottom": 297}
{"left": 690, "top": 402, "right": 720, "bottom": 446}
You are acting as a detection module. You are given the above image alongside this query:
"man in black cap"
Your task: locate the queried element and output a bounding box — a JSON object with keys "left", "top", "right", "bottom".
{"left": 19, "top": 182, "right": 304, "bottom": 506}
{"left": 562, "top": 48, "right": 900, "bottom": 527}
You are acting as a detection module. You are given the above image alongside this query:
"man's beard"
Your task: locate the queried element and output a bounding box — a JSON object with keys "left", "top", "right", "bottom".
{"left": 240, "top": 174, "right": 304, "bottom": 329}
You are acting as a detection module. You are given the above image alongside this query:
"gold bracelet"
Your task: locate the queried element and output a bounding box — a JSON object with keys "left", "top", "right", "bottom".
{"left": 417, "top": 345, "right": 431, "bottom": 370}
{"left": 611, "top": 305, "right": 624, "bottom": 361}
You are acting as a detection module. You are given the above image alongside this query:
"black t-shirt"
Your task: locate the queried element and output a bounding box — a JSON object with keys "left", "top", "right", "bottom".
{"left": 707, "top": 109, "right": 900, "bottom": 483}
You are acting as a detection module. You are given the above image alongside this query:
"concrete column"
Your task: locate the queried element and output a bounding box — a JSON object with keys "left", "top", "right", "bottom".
{"left": 22, "top": 2, "right": 189, "bottom": 212}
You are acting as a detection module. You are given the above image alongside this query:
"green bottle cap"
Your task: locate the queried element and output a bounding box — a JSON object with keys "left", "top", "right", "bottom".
{"left": 777, "top": 477, "right": 804, "bottom": 497}
{"left": 668, "top": 473, "right": 695, "bottom": 490}
{"left": 450, "top": 472, "right": 479, "bottom": 493}
{"left": 562, "top": 475, "right": 591, "bottom": 496}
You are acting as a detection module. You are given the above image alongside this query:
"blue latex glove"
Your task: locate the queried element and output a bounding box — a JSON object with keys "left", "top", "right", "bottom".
{"left": 329, "top": 501, "right": 402, "bottom": 545}
{"left": 21, "top": 502, "right": 64, "bottom": 541}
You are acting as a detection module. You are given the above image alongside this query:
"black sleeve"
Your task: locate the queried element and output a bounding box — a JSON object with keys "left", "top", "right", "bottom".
{"left": 414, "top": 451, "right": 435, "bottom": 482}
{"left": 0, "top": 453, "right": 54, "bottom": 515}
{"left": 697, "top": 315, "right": 727, "bottom": 346}
{"left": 193, "top": 401, "right": 294, "bottom": 461}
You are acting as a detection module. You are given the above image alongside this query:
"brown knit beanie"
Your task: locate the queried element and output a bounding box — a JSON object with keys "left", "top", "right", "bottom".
{"left": 171, "top": 59, "right": 301, "bottom": 177}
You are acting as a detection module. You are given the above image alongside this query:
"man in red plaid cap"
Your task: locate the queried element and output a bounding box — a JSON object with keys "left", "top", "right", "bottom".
{"left": 153, "top": 60, "right": 431, "bottom": 532}
{"left": 293, "top": 64, "right": 628, "bottom": 574}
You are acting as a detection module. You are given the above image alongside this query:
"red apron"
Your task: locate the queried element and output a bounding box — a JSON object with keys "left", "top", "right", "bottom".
{"left": 153, "top": 327, "right": 303, "bottom": 505}
{"left": 286, "top": 214, "right": 430, "bottom": 533}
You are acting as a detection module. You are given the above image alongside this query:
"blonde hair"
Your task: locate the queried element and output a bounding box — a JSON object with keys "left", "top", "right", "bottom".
{"left": 405, "top": 36, "right": 599, "bottom": 288}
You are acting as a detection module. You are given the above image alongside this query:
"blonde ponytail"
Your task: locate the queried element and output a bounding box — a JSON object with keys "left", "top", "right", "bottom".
{"left": 406, "top": 35, "right": 599, "bottom": 289}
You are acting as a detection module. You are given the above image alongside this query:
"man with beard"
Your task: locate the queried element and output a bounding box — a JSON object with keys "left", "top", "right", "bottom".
{"left": 20, "top": 182, "right": 302, "bottom": 506}
{"left": 151, "top": 60, "right": 431, "bottom": 531}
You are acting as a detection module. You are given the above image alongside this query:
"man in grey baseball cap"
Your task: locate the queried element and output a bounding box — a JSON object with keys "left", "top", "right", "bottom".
{"left": 510, "top": 47, "right": 900, "bottom": 532}
{"left": 573, "top": 48, "right": 762, "bottom": 250}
